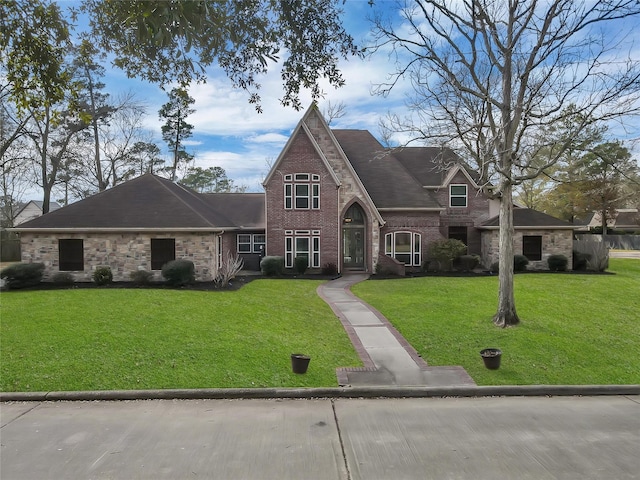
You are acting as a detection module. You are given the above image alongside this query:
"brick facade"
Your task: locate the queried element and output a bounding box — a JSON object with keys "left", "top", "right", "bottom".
{"left": 265, "top": 110, "right": 381, "bottom": 273}
{"left": 20, "top": 232, "right": 220, "bottom": 282}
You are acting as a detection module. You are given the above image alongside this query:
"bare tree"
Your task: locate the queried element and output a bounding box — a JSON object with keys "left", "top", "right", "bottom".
{"left": 371, "top": 0, "right": 640, "bottom": 326}
{"left": 26, "top": 103, "right": 88, "bottom": 213}
{"left": 322, "top": 100, "right": 346, "bottom": 125}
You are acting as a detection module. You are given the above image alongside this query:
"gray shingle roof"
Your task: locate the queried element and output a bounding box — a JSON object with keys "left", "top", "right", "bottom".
{"left": 392, "top": 147, "right": 463, "bottom": 186}
{"left": 332, "top": 130, "right": 442, "bottom": 210}
{"left": 15, "top": 174, "right": 265, "bottom": 230}
{"left": 480, "top": 208, "right": 574, "bottom": 228}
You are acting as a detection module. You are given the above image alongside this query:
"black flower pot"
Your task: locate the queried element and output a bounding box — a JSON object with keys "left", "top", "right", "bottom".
{"left": 480, "top": 348, "right": 502, "bottom": 370}
{"left": 291, "top": 353, "right": 311, "bottom": 374}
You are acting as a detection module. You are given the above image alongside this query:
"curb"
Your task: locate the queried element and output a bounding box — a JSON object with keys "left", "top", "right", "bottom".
{"left": 2, "top": 385, "right": 639, "bottom": 402}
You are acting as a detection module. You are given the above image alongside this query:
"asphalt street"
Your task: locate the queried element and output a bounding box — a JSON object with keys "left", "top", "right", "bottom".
{"left": 2, "top": 395, "right": 639, "bottom": 479}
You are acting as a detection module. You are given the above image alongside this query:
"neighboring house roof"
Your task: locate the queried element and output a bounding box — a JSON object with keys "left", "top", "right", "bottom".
{"left": 579, "top": 209, "right": 640, "bottom": 229}
{"left": 332, "top": 130, "right": 442, "bottom": 210}
{"left": 478, "top": 208, "right": 575, "bottom": 229}
{"left": 13, "top": 200, "right": 61, "bottom": 225}
{"left": 12, "top": 174, "right": 265, "bottom": 231}
{"left": 615, "top": 209, "right": 640, "bottom": 228}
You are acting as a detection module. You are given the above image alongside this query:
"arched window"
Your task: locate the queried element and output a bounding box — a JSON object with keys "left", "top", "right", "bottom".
{"left": 385, "top": 231, "right": 421, "bottom": 266}
{"left": 344, "top": 203, "right": 365, "bottom": 224}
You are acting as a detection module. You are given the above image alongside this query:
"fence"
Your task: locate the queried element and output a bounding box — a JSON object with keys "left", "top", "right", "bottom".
{"left": 0, "top": 231, "right": 21, "bottom": 262}
{"left": 576, "top": 233, "right": 640, "bottom": 250}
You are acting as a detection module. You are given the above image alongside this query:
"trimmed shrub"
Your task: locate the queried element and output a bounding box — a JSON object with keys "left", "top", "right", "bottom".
{"left": 0, "top": 263, "right": 45, "bottom": 289}
{"left": 457, "top": 254, "right": 480, "bottom": 272}
{"left": 294, "top": 256, "right": 308, "bottom": 274}
{"left": 547, "top": 254, "right": 568, "bottom": 272}
{"left": 130, "top": 269, "right": 153, "bottom": 285}
{"left": 514, "top": 254, "right": 529, "bottom": 272}
{"left": 161, "top": 259, "right": 195, "bottom": 286}
{"left": 260, "top": 256, "right": 284, "bottom": 276}
{"left": 428, "top": 239, "right": 467, "bottom": 271}
{"left": 573, "top": 250, "right": 591, "bottom": 271}
{"left": 322, "top": 262, "right": 337, "bottom": 276}
{"left": 92, "top": 266, "right": 113, "bottom": 285}
{"left": 490, "top": 255, "right": 530, "bottom": 273}
{"left": 52, "top": 272, "right": 75, "bottom": 285}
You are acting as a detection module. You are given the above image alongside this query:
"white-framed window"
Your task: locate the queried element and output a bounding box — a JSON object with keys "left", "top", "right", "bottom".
{"left": 385, "top": 231, "right": 421, "bottom": 266}
{"left": 285, "top": 230, "right": 321, "bottom": 268}
{"left": 449, "top": 184, "right": 468, "bottom": 207}
{"left": 252, "top": 234, "right": 266, "bottom": 253}
{"left": 237, "top": 234, "right": 266, "bottom": 254}
{"left": 217, "top": 235, "right": 223, "bottom": 270}
{"left": 284, "top": 173, "right": 320, "bottom": 210}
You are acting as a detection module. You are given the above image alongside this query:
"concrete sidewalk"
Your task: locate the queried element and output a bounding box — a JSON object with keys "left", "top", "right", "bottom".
{"left": 318, "top": 274, "right": 475, "bottom": 387}
{"left": 2, "top": 395, "right": 639, "bottom": 479}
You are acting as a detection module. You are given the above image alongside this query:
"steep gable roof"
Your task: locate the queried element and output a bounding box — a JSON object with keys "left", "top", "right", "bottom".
{"left": 479, "top": 208, "right": 575, "bottom": 229}
{"left": 262, "top": 106, "right": 340, "bottom": 188}
{"left": 13, "top": 174, "right": 264, "bottom": 231}
{"left": 332, "top": 130, "right": 442, "bottom": 210}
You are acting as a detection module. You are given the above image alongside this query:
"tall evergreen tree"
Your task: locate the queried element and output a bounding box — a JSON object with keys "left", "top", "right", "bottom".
{"left": 158, "top": 88, "right": 195, "bottom": 181}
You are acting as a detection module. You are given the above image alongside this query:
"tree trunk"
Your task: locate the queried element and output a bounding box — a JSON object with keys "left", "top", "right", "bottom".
{"left": 493, "top": 183, "right": 520, "bottom": 327}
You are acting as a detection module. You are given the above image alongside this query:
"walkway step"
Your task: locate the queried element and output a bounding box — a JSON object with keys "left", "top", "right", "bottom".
{"left": 317, "top": 274, "right": 475, "bottom": 388}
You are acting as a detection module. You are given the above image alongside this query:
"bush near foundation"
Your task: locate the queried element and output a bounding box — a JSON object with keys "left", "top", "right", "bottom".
{"left": 52, "top": 272, "right": 75, "bottom": 285}
{"left": 92, "top": 266, "right": 113, "bottom": 285}
{"left": 260, "top": 256, "right": 284, "bottom": 276}
{"left": 0, "top": 263, "right": 45, "bottom": 289}
{"left": 548, "top": 254, "right": 568, "bottom": 272}
{"left": 161, "top": 259, "right": 195, "bottom": 286}
{"left": 294, "top": 256, "right": 308, "bottom": 274}
{"left": 130, "top": 269, "right": 153, "bottom": 285}
{"left": 490, "top": 255, "right": 530, "bottom": 273}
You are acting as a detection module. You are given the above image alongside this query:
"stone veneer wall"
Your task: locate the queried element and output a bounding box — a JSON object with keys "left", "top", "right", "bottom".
{"left": 20, "top": 232, "right": 219, "bottom": 282}
{"left": 481, "top": 229, "right": 574, "bottom": 270}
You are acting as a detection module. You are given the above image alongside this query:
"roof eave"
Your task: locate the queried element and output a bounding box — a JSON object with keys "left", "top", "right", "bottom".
{"left": 378, "top": 207, "right": 445, "bottom": 212}
{"left": 477, "top": 225, "right": 575, "bottom": 230}
{"left": 10, "top": 227, "right": 229, "bottom": 233}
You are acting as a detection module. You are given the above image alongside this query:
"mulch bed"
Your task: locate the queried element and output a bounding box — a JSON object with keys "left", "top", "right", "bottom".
{"left": 1, "top": 273, "right": 341, "bottom": 292}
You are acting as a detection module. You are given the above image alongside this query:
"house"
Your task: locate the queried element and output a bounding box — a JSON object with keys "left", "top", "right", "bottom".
{"left": 575, "top": 209, "right": 640, "bottom": 233}
{"left": 14, "top": 200, "right": 61, "bottom": 226}
{"left": 13, "top": 176, "right": 264, "bottom": 281}
{"left": 262, "top": 105, "right": 573, "bottom": 273}
{"left": 13, "top": 104, "right": 574, "bottom": 281}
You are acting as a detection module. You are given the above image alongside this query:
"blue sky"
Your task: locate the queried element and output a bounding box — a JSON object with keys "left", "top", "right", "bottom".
{"left": 58, "top": 0, "right": 639, "bottom": 195}
{"left": 88, "top": 0, "right": 408, "bottom": 193}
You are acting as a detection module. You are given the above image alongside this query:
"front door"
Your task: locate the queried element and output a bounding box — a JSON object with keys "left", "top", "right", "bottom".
{"left": 343, "top": 227, "right": 365, "bottom": 269}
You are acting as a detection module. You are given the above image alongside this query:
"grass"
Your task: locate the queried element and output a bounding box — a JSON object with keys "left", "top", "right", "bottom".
{"left": 0, "top": 280, "right": 362, "bottom": 392}
{"left": 352, "top": 258, "right": 640, "bottom": 385}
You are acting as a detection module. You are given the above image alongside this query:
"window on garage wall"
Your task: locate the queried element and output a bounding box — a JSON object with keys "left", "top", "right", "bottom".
{"left": 59, "top": 239, "right": 84, "bottom": 271}
{"left": 151, "top": 238, "right": 176, "bottom": 270}
{"left": 522, "top": 235, "right": 542, "bottom": 261}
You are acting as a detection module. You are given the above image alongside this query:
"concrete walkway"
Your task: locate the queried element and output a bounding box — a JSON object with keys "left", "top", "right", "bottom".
{"left": 317, "top": 274, "right": 475, "bottom": 388}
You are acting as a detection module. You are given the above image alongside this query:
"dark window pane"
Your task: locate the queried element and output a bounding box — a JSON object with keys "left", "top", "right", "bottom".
{"left": 448, "top": 226, "right": 468, "bottom": 245}
{"left": 59, "top": 239, "right": 83, "bottom": 271}
{"left": 151, "top": 238, "right": 176, "bottom": 270}
{"left": 522, "top": 236, "right": 542, "bottom": 261}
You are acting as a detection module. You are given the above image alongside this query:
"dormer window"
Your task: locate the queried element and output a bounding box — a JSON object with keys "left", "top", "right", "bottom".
{"left": 450, "top": 184, "right": 467, "bottom": 207}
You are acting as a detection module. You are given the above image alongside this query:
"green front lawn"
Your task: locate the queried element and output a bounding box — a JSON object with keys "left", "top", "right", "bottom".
{"left": 0, "top": 280, "right": 362, "bottom": 392}
{"left": 352, "top": 258, "right": 640, "bottom": 385}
